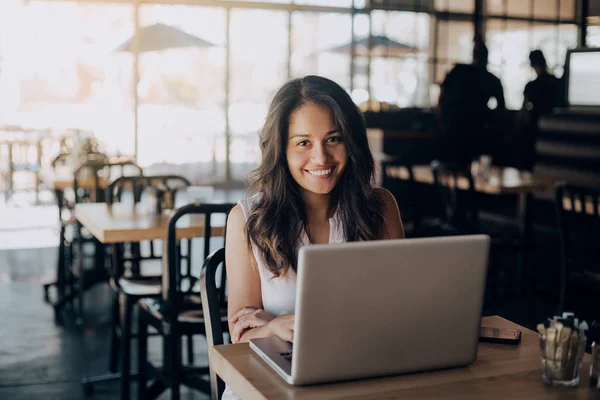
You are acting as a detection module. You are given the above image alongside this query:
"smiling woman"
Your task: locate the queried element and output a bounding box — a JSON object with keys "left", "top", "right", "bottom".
{"left": 223, "top": 75, "right": 404, "bottom": 399}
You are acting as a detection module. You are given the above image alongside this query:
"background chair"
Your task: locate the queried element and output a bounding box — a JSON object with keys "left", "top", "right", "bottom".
{"left": 555, "top": 183, "right": 600, "bottom": 322}
{"left": 137, "top": 203, "right": 234, "bottom": 400}
{"left": 82, "top": 174, "right": 191, "bottom": 399}
{"left": 45, "top": 158, "right": 144, "bottom": 321}
{"left": 381, "top": 157, "right": 423, "bottom": 237}
{"left": 199, "top": 247, "right": 228, "bottom": 400}
{"left": 431, "top": 160, "right": 479, "bottom": 236}
{"left": 430, "top": 161, "right": 534, "bottom": 314}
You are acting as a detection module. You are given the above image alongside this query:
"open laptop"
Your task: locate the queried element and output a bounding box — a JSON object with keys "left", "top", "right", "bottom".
{"left": 249, "top": 234, "right": 490, "bottom": 385}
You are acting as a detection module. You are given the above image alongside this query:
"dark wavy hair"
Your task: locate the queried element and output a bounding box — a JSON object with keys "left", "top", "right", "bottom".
{"left": 246, "top": 75, "right": 385, "bottom": 277}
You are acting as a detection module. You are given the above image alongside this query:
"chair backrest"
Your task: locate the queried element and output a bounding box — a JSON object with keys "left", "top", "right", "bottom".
{"left": 107, "top": 174, "right": 191, "bottom": 278}
{"left": 431, "top": 160, "right": 480, "bottom": 234}
{"left": 73, "top": 159, "right": 143, "bottom": 204}
{"left": 200, "top": 247, "right": 227, "bottom": 400}
{"left": 163, "top": 203, "right": 235, "bottom": 318}
{"left": 106, "top": 174, "right": 190, "bottom": 205}
{"left": 381, "top": 157, "right": 421, "bottom": 236}
{"left": 555, "top": 183, "right": 600, "bottom": 314}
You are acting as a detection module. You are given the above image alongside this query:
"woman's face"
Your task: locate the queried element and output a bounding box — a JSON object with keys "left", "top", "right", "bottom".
{"left": 286, "top": 102, "right": 348, "bottom": 197}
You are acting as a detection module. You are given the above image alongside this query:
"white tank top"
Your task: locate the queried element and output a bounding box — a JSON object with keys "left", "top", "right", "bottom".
{"left": 239, "top": 195, "right": 346, "bottom": 316}
{"left": 223, "top": 196, "right": 346, "bottom": 400}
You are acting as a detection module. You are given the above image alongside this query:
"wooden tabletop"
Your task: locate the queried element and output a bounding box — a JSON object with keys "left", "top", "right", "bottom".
{"left": 210, "top": 316, "right": 595, "bottom": 399}
{"left": 74, "top": 203, "right": 225, "bottom": 244}
{"left": 386, "top": 165, "right": 549, "bottom": 195}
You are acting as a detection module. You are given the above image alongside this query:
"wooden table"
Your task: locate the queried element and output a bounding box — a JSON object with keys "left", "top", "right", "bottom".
{"left": 385, "top": 165, "right": 548, "bottom": 195}
{"left": 211, "top": 316, "right": 595, "bottom": 399}
{"left": 74, "top": 202, "right": 225, "bottom": 244}
{"left": 385, "top": 164, "right": 548, "bottom": 323}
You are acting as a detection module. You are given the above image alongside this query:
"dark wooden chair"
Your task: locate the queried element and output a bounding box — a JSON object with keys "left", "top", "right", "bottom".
{"left": 555, "top": 183, "right": 600, "bottom": 321}
{"left": 137, "top": 203, "right": 235, "bottom": 400}
{"left": 81, "top": 175, "right": 191, "bottom": 399}
{"left": 45, "top": 159, "right": 144, "bottom": 320}
{"left": 381, "top": 157, "right": 423, "bottom": 237}
{"left": 199, "top": 248, "right": 228, "bottom": 400}
{"left": 430, "top": 161, "right": 534, "bottom": 312}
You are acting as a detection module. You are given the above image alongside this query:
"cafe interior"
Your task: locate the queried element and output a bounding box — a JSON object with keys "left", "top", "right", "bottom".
{"left": 0, "top": 0, "right": 599, "bottom": 398}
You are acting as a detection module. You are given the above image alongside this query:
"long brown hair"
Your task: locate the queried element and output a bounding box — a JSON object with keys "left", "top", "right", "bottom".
{"left": 246, "top": 75, "right": 385, "bottom": 277}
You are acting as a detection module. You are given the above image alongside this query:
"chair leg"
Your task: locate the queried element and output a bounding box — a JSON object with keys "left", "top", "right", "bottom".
{"left": 120, "top": 296, "right": 133, "bottom": 400}
{"left": 109, "top": 290, "right": 120, "bottom": 373}
{"left": 168, "top": 333, "right": 181, "bottom": 400}
{"left": 187, "top": 335, "right": 194, "bottom": 365}
{"left": 137, "top": 311, "right": 148, "bottom": 400}
{"left": 77, "top": 239, "right": 85, "bottom": 324}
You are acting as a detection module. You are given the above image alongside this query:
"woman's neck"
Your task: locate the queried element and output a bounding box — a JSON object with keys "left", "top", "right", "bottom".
{"left": 301, "top": 191, "right": 333, "bottom": 222}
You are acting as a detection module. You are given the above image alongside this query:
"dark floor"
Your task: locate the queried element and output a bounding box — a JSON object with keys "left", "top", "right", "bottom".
{"left": 0, "top": 202, "right": 561, "bottom": 399}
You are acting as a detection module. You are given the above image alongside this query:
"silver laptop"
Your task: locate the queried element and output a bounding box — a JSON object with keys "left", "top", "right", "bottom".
{"left": 249, "top": 234, "right": 490, "bottom": 385}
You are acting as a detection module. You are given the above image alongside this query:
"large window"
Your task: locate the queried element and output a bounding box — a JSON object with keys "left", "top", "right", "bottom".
{"left": 484, "top": 0, "right": 578, "bottom": 109}
{"left": 0, "top": 1, "right": 134, "bottom": 155}
{"left": 0, "top": 0, "right": 590, "bottom": 184}
{"left": 291, "top": 12, "right": 352, "bottom": 90}
{"left": 137, "top": 5, "right": 226, "bottom": 170}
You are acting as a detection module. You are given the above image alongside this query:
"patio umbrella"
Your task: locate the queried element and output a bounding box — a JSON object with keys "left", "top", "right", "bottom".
{"left": 114, "top": 23, "right": 215, "bottom": 53}
{"left": 326, "top": 35, "right": 418, "bottom": 57}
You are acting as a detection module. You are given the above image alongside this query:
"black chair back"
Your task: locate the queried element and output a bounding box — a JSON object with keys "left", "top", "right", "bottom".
{"left": 555, "top": 183, "right": 600, "bottom": 315}
{"left": 200, "top": 248, "right": 227, "bottom": 400}
{"left": 73, "top": 159, "right": 142, "bottom": 204}
{"left": 163, "top": 203, "right": 235, "bottom": 317}
{"left": 106, "top": 174, "right": 190, "bottom": 205}
{"left": 381, "top": 157, "right": 422, "bottom": 236}
{"left": 431, "top": 160, "right": 480, "bottom": 235}
{"left": 107, "top": 174, "right": 191, "bottom": 279}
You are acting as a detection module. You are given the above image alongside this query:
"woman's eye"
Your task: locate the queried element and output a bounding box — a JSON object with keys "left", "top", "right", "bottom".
{"left": 297, "top": 140, "right": 310, "bottom": 147}
{"left": 327, "top": 136, "right": 342, "bottom": 143}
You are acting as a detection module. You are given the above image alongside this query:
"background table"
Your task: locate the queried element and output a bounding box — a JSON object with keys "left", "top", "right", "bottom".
{"left": 211, "top": 316, "right": 594, "bottom": 399}
{"left": 74, "top": 202, "right": 225, "bottom": 244}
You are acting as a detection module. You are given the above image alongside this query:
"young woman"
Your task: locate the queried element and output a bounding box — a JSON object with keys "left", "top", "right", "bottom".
{"left": 226, "top": 75, "right": 404, "bottom": 347}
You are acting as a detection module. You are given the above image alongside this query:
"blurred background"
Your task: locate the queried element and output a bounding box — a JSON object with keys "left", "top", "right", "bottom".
{"left": 0, "top": 0, "right": 595, "bottom": 189}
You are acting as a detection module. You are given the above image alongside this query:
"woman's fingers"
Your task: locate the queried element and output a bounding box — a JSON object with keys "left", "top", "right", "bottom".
{"left": 232, "top": 316, "right": 259, "bottom": 342}
{"left": 229, "top": 307, "right": 257, "bottom": 324}
{"left": 232, "top": 319, "right": 249, "bottom": 343}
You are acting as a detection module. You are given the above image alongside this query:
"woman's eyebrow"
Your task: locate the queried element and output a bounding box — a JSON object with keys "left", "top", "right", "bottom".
{"left": 289, "top": 129, "right": 341, "bottom": 139}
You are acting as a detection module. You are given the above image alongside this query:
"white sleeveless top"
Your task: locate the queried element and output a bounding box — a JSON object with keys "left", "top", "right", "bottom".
{"left": 239, "top": 195, "right": 346, "bottom": 316}
{"left": 222, "top": 196, "right": 346, "bottom": 400}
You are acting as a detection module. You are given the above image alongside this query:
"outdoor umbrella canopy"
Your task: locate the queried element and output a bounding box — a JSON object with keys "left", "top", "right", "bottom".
{"left": 326, "top": 35, "right": 418, "bottom": 57}
{"left": 114, "top": 23, "right": 215, "bottom": 53}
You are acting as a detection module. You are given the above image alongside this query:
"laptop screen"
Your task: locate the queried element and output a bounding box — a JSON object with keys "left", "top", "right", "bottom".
{"left": 566, "top": 49, "right": 600, "bottom": 107}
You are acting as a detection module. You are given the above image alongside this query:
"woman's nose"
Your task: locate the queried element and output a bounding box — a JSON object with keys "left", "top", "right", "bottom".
{"left": 310, "top": 143, "right": 329, "bottom": 164}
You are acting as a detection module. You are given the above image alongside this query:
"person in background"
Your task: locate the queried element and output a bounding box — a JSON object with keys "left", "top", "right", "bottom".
{"left": 223, "top": 75, "right": 404, "bottom": 399}
{"left": 516, "top": 49, "right": 560, "bottom": 170}
{"left": 522, "top": 49, "right": 560, "bottom": 119}
{"left": 436, "top": 35, "right": 506, "bottom": 166}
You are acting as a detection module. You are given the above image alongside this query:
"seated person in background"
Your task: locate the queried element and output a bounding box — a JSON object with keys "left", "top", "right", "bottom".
{"left": 223, "top": 75, "right": 404, "bottom": 399}
{"left": 516, "top": 49, "right": 561, "bottom": 170}
{"left": 437, "top": 35, "right": 506, "bottom": 166}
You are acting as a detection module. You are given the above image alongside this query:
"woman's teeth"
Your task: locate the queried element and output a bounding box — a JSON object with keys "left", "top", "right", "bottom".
{"left": 308, "top": 168, "right": 332, "bottom": 176}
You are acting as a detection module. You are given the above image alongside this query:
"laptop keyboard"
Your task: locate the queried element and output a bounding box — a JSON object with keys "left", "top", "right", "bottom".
{"left": 279, "top": 351, "right": 293, "bottom": 362}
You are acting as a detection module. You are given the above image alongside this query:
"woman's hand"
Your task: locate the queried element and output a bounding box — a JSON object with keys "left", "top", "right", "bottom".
{"left": 267, "top": 314, "right": 295, "bottom": 343}
{"left": 230, "top": 307, "right": 276, "bottom": 343}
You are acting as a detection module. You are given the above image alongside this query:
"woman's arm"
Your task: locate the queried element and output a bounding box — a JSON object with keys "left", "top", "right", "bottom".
{"left": 374, "top": 187, "right": 405, "bottom": 240}
{"left": 225, "top": 204, "right": 270, "bottom": 341}
{"left": 225, "top": 204, "right": 296, "bottom": 343}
